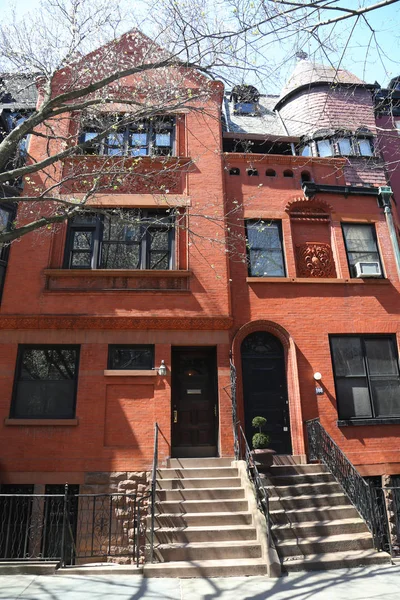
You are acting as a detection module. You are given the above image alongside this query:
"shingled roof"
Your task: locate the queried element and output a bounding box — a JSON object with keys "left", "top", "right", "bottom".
{"left": 275, "top": 60, "right": 366, "bottom": 109}
{"left": 0, "top": 74, "right": 38, "bottom": 110}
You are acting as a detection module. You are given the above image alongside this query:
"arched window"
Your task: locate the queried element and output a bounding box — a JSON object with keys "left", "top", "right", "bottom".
{"left": 265, "top": 169, "right": 276, "bottom": 177}
{"left": 283, "top": 169, "right": 293, "bottom": 178}
{"left": 229, "top": 167, "right": 240, "bottom": 175}
{"left": 247, "top": 168, "right": 259, "bottom": 176}
{"left": 301, "top": 171, "right": 312, "bottom": 183}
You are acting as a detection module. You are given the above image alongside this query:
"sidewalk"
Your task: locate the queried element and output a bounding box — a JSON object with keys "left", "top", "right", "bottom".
{"left": 0, "top": 564, "right": 399, "bottom": 600}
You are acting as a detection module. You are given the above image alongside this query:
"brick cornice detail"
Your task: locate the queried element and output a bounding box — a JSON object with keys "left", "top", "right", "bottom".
{"left": 0, "top": 316, "right": 233, "bottom": 331}
{"left": 223, "top": 154, "right": 346, "bottom": 167}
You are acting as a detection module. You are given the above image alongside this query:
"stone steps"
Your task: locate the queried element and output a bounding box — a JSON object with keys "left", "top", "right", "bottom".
{"left": 156, "top": 487, "right": 245, "bottom": 501}
{"left": 157, "top": 467, "right": 239, "bottom": 479}
{"left": 267, "top": 463, "right": 391, "bottom": 572}
{"left": 144, "top": 457, "right": 268, "bottom": 578}
{"left": 151, "top": 511, "right": 253, "bottom": 528}
{"left": 144, "top": 558, "right": 268, "bottom": 578}
{"left": 154, "top": 525, "right": 257, "bottom": 544}
{"left": 282, "top": 549, "right": 391, "bottom": 572}
{"left": 272, "top": 517, "right": 367, "bottom": 540}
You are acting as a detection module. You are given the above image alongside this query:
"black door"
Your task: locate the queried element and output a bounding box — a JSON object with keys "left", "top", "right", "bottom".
{"left": 171, "top": 347, "right": 218, "bottom": 458}
{"left": 241, "top": 332, "right": 292, "bottom": 454}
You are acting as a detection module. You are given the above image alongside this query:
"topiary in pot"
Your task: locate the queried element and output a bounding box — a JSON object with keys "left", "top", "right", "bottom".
{"left": 251, "top": 416, "right": 275, "bottom": 468}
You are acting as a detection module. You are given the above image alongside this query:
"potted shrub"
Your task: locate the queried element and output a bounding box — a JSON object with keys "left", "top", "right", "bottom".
{"left": 251, "top": 416, "right": 275, "bottom": 468}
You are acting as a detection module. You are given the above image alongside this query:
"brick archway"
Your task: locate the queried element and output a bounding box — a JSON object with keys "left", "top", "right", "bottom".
{"left": 232, "top": 320, "right": 305, "bottom": 458}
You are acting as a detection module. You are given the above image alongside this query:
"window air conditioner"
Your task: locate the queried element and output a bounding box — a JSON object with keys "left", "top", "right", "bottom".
{"left": 354, "top": 261, "right": 382, "bottom": 278}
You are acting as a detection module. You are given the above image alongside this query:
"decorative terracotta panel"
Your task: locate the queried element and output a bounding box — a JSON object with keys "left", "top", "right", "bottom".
{"left": 295, "top": 242, "right": 336, "bottom": 278}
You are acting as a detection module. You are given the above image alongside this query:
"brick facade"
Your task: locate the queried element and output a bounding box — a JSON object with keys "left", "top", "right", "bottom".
{"left": 1, "top": 46, "right": 400, "bottom": 499}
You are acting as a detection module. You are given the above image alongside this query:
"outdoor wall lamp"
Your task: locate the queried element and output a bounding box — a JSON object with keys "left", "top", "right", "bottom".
{"left": 313, "top": 372, "right": 322, "bottom": 381}
{"left": 158, "top": 360, "right": 167, "bottom": 376}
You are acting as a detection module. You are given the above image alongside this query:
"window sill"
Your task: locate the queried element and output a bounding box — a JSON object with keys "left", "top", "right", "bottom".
{"left": 4, "top": 418, "right": 79, "bottom": 426}
{"left": 246, "top": 277, "right": 390, "bottom": 284}
{"left": 338, "top": 418, "right": 400, "bottom": 427}
{"left": 44, "top": 269, "right": 191, "bottom": 292}
{"left": 104, "top": 370, "right": 157, "bottom": 377}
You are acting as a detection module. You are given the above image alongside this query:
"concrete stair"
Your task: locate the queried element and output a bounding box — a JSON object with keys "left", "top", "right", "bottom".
{"left": 267, "top": 463, "right": 391, "bottom": 572}
{"left": 144, "top": 457, "right": 268, "bottom": 578}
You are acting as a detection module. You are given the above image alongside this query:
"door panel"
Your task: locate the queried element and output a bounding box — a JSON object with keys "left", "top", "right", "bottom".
{"left": 241, "top": 332, "right": 292, "bottom": 455}
{"left": 171, "top": 347, "right": 218, "bottom": 457}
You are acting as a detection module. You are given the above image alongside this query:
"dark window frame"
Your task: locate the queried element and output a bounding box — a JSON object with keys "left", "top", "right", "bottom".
{"left": 330, "top": 334, "right": 400, "bottom": 422}
{"left": 10, "top": 345, "right": 80, "bottom": 420}
{"left": 245, "top": 219, "right": 286, "bottom": 278}
{"left": 63, "top": 210, "right": 175, "bottom": 271}
{"left": 79, "top": 115, "right": 176, "bottom": 157}
{"left": 342, "top": 223, "right": 384, "bottom": 278}
{"left": 108, "top": 345, "right": 155, "bottom": 370}
{"left": 0, "top": 203, "right": 16, "bottom": 302}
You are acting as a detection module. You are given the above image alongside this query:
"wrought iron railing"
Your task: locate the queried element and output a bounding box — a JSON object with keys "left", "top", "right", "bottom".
{"left": 306, "top": 418, "right": 388, "bottom": 551}
{"left": 0, "top": 486, "right": 149, "bottom": 567}
{"left": 229, "top": 353, "right": 239, "bottom": 460}
{"left": 149, "top": 422, "right": 159, "bottom": 563}
{"left": 236, "top": 422, "right": 273, "bottom": 548}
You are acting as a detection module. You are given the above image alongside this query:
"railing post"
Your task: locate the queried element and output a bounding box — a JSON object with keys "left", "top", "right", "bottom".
{"left": 60, "top": 483, "right": 68, "bottom": 568}
{"left": 150, "top": 423, "right": 158, "bottom": 563}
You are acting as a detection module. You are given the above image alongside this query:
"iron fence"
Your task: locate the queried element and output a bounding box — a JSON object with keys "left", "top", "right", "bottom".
{"left": 0, "top": 487, "right": 150, "bottom": 567}
{"left": 306, "top": 418, "right": 388, "bottom": 551}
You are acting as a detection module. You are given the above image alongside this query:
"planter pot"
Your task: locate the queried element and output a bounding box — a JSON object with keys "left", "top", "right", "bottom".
{"left": 251, "top": 448, "right": 276, "bottom": 468}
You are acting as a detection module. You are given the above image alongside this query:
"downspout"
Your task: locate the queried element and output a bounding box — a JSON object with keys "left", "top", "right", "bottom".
{"left": 379, "top": 186, "right": 400, "bottom": 279}
{"left": 276, "top": 111, "right": 296, "bottom": 156}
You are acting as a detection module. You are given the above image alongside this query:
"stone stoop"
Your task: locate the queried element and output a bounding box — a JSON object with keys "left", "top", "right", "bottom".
{"left": 143, "top": 457, "right": 268, "bottom": 578}
{"left": 266, "top": 463, "right": 391, "bottom": 572}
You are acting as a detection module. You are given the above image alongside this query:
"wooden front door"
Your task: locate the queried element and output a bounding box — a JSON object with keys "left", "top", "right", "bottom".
{"left": 171, "top": 347, "right": 218, "bottom": 458}
{"left": 241, "top": 331, "right": 292, "bottom": 455}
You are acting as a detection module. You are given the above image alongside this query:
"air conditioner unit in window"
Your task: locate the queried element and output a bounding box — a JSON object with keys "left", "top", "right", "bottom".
{"left": 354, "top": 261, "right": 382, "bottom": 278}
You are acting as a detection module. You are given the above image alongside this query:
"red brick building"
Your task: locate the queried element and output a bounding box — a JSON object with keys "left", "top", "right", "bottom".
{"left": 1, "top": 44, "right": 400, "bottom": 517}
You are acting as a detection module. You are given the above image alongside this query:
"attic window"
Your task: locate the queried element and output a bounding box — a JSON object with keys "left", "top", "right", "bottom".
{"left": 247, "top": 169, "right": 258, "bottom": 176}
{"left": 283, "top": 170, "right": 294, "bottom": 178}
{"left": 229, "top": 167, "right": 240, "bottom": 175}
{"left": 266, "top": 169, "right": 276, "bottom": 177}
{"left": 230, "top": 85, "right": 260, "bottom": 116}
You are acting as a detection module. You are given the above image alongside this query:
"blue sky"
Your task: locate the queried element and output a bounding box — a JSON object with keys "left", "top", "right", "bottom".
{"left": 1, "top": 0, "right": 399, "bottom": 90}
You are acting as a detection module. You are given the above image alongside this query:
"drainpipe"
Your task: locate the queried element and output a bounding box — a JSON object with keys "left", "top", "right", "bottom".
{"left": 379, "top": 186, "right": 400, "bottom": 279}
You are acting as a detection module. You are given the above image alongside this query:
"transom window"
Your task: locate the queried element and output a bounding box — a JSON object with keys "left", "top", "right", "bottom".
{"left": 11, "top": 346, "right": 80, "bottom": 419}
{"left": 80, "top": 116, "right": 175, "bottom": 157}
{"left": 330, "top": 335, "right": 400, "bottom": 420}
{"left": 342, "top": 223, "right": 383, "bottom": 278}
{"left": 108, "top": 345, "right": 154, "bottom": 370}
{"left": 246, "top": 220, "right": 286, "bottom": 277}
{"left": 64, "top": 210, "right": 175, "bottom": 270}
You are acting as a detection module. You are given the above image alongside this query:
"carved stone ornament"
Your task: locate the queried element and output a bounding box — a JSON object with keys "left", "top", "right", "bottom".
{"left": 295, "top": 242, "right": 336, "bottom": 278}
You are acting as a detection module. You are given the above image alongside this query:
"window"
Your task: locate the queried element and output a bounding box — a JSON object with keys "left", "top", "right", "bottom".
{"left": 229, "top": 168, "right": 240, "bottom": 175}
{"left": 108, "top": 345, "right": 154, "bottom": 370}
{"left": 64, "top": 210, "right": 175, "bottom": 270}
{"left": 246, "top": 220, "right": 286, "bottom": 277}
{"left": 0, "top": 204, "right": 15, "bottom": 302}
{"left": 11, "top": 346, "right": 80, "bottom": 419}
{"left": 357, "top": 138, "right": 373, "bottom": 157}
{"left": 337, "top": 137, "right": 354, "bottom": 156}
{"left": 342, "top": 223, "right": 383, "bottom": 278}
{"left": 330, "top": 336, "right": 400, "bottom": 420}
{"left": 247, "top": 169, "right": 258, "bottom": 176}
{"left": 301, "top": 144, "right": 312, "bottom": 157}
{"left": 266, "top": 169, "right": 276, "bottom": 177}
{"left": 283, "top": 170, "right": 293, "bottom": 178}
{"left": 79, "top": 116, "right": 175, "bottom": 157}
{"left": 316, "top": 139, "right": 333, "bottom": 157}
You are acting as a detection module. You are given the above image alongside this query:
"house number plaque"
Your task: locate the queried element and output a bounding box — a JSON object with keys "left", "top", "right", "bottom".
{"left": 187, "top": 389, "right": 201, "bottom": 394}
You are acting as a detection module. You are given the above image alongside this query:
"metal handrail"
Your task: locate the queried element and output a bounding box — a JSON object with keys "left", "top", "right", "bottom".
{"left": 149, "top": 422, "right": 159, "bottom": 563}
{"left": 236, "top": 422, "right": 273, "bottom": 548}
{"left": 306, "top": 418, "right": 387, "bottom": 551}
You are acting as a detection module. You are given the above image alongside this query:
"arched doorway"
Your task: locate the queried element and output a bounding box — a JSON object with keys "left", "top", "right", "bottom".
{"left": 241, "top": 331, "right": 292, "bottom": 454}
